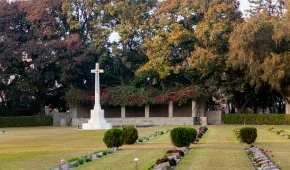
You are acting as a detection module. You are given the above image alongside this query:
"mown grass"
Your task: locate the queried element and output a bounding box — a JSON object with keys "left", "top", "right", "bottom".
{"left": 176, "top": 125, "right": 253, "bottom": 170}
{"left": 253, "top": 125, "right": 290, "bottom": 169}
{"left": 175, "top": 125, "right": 290, "bottom": 170}
{"left": 2, "top": 125, "right": 290, "bottom": 170}
{"left": 0, "top": 126, "right": 168, "bottom": 170}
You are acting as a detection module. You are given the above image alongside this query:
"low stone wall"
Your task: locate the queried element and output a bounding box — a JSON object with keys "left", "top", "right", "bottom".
{"left": 71, "top": 117, "right": 194, "bottom": 126}
{"left": 53, "top": 112, "right": 70, "bottom": 126}
{"left": 206, "top": 111, "right": 222, "bottom": 125}
{"left": 61, "top": 113, "right": 221, "bottom": 126}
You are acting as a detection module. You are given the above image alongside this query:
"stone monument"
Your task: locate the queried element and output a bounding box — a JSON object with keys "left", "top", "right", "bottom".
{"left": 82, "top": 63, "right": 112, "bottom": 129}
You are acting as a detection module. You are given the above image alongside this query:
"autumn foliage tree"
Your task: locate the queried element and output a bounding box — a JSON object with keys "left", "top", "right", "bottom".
{"left": 1, "top": 0, "right": 290, "bottom": 116}
{"left": 229, "top": 0, "right": 290, "bottom": 104}
{"left": 0, "top": 0, "right": 90, "bottom": 115}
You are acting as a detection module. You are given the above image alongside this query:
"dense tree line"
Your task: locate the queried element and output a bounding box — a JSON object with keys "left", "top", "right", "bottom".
{"left": 0, "top": 0, "right": 289, "bottom": 116}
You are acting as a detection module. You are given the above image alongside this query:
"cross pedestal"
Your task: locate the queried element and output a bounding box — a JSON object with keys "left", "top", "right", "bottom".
{"left": 82, "top": 63, "right": 112, "bottom": 130}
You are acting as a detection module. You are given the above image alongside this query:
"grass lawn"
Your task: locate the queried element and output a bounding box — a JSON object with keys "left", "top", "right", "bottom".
{"left": 176, "top": 125, "right": 253, "bottom": 170}
{"left": 76, "top": 131, "right": 174, "bottom": 170}
{"left": 0, "top": 126, "right": 168, "bottom": 170}
{"left": 1, "top": 125, "right": 290, "bottom": 170}
{"left": 252, "top": 125, "right": 290, "bottom": 169}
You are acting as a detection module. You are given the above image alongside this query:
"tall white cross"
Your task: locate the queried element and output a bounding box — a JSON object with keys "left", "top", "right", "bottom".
{"left": 91, "top": 63, "right": 104, "bottom": 110}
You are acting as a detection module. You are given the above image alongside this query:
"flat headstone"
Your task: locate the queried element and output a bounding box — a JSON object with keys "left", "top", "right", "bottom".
{"left": 50, "top": 168, "right": 59, "bottom": 170}
{"left": 92, "top": 154, "right": 98, "bottom": 160}
{"left": 153, "top": 162, "right": 168, "bottom": 170}
{"left": 97, "top": 152, "right": 103, "bottom": 157}
{"left": 60, "top": 163, "right": 69, "bottom": 170}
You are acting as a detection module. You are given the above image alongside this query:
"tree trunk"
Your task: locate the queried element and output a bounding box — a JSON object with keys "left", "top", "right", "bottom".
{"left": 39, "top": 99, "right": 45, "bottom": 115}
{"left": 238, "top": 94, "right": 254, "bottom": 113}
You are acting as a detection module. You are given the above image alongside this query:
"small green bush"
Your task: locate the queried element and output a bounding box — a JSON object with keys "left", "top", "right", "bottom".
{"left": 233, "top": 128, "right": 240, "bottom": 140}
{"left": 123, "top": 126, "right": 138, "bottom": 144}
{"left": 103, "top": 128, "right": 124, "bottom": 148}
{"left": 170, "top": 127, "right": 191, "bottom": 147}
{"left": 67, "top": 157, "right": 84, "bottom": 165}
{"left": 267, "top": 126, "right": 275, "bottom": 131}
{"left": 276, "top": 129, "right": 284, "bottom": 134}
{"left": 85, "top": 156, "right": 92, "bottom": 162}
{"left": 77, "top": 157, "right": 84, "bottom": 165}
{"left": 186, "top": 127, "right": 197, "bottom": 143}
{"left": 92, "top": 150, "right": 106, "bottom": 154}
{"left": 0, "top": 116, "right": 52, "bottom": 127}
{"left": 240, "top": 127, "right": 257, "bottom": 144}
{"left": 138, "top": 138, "right": 143, "bottom": 143}
{"left": 256, "top": 162, "right": 265, "bottom": 167}
{"left": 67, "top": 157, "right": 78, "bottom": 163}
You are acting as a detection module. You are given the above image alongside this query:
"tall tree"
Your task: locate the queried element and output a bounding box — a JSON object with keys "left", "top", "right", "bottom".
{"left": 0, "top": 0, "right": 33, "bottom": 115}
{"left": 137, "top": 0, "right": 242, "bottom": 98}
{"left": 101, "top": 0, "right": 157, "bottom": 86}
{"left": 0, "top": 0, "right": 90, "bottom": 114}
{"left": 247, "top": 0, "right": 285, "bottom": 17}
{"left": 229, "top": 1, "right": 290, "bottom": 102}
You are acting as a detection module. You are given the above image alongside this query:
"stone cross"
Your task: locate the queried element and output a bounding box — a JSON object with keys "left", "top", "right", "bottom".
{"left": 91, "top": 63, "right": 104, "bottom": 110}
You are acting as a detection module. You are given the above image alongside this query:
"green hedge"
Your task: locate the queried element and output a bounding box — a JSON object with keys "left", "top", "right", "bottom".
{"left": 0, "top": 116, "right": 53, "bottom": 127}
{"left": 222, "top": 114, "right": 290, "bottom": 125}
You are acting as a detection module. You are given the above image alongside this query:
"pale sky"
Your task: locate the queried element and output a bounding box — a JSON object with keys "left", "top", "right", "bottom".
{"left": 239, "top": 0, "right": 251, "bottom": 16}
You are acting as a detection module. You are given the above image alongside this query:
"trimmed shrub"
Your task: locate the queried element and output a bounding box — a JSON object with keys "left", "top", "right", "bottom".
{"left": 0, "top": 116, "right": 52, "bottom": 127}
{"left": 234, "top": 128, "right": 240, "bottom": 141}
{"left": 122, "top": 126, "right": 138, "bottom": 144}
{"left": 67, "top": 157, "right": 84, "bottom": 165}
{"left": 267, "top": 126, "right": 275, "bottom": 131}
{"left": 138, "top": 138, "right": 143, "bottom": 143}
{"left": 276, "top": 129, "right": 284, "bottom": 134}
{"left": 85, "top": 156, "right": 92, "bottom": 162}
{"left": 170, "top": 127, "right": 191, "bottom": 147}
{"left": 103, "top": 128, "right": 124, "bottom": 148}
{"left": 240, "top": 127, "right": 257, "bottom": 144}
{"left": 222, "top": 114, "right": 290, "bottom": 125}
{"left": 186, "top": 127, "right": 197, "bottom": 143}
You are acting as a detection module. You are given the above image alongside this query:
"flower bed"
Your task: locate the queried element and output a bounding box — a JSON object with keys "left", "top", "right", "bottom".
{"left": 151, "top": 147, "right": 189, "bottom": 170}
{"left": 149, "top": 126, "right": 208, "bottom": 170}
{"left": 267, "top": 126, "right": 290, "bottom": 139}
{"left": 245, "top": 146, "right": 280, "bottom": 170}
{"left": 50, "top": 148, "right": 118, "bottom": 170}
{"left": 135, "top": 129, "right": 171, "bottom": 144}
{"left": 50, "top": 129, "right": 170, "bottom": 170}
{"left": 234, "top": 127, "right": 280, "bottom": 170}
{"left": 195, "top": 126, "right": 208, "bottom": 143}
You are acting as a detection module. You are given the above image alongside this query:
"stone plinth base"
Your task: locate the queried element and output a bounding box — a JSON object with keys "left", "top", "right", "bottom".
{"left": 82, "top": 109, "right": 112, "bottom": 130}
